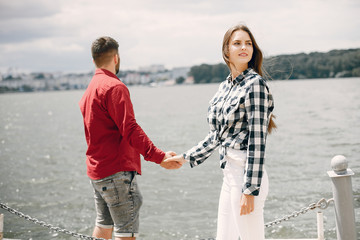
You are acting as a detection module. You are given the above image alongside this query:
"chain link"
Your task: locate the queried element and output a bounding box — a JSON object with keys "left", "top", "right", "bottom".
{"left": 1, "top": 198, "right": 334, "bottom": 238}
{"left": 264, "top": 198, "right": 334, "bottom": 228}
{"left": 0, "top": 203, "right": 106, "bottom": 240}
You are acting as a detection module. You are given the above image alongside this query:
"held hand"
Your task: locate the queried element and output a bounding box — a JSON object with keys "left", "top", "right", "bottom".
{"left": 160, "top": 151, "right": 183, "bottom": 170}
{"left": 240, "top": 194, "right": 254, "bottom": 215}
{"left": 164, "top": 155, "right": 187, "bottom": 165}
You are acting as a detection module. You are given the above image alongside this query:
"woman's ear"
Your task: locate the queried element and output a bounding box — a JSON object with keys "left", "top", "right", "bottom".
{"left": 225, "top": 47, "right": 229, "bottom": 57}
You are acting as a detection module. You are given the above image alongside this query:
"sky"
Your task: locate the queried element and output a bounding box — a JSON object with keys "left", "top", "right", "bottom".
{"left": 0, "top": 0, "right": 359, "bottom": 73}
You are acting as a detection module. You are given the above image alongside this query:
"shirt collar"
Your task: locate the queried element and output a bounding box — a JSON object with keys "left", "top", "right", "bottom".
{"left": 227, "top": 68, "right": 252, "bottom": 85}
{"left": 95, "top": 68, "right": 119, "bottom": 79}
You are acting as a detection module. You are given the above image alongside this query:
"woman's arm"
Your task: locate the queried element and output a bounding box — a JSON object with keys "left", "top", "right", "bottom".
{"left": 165, "top": 130, "right": 220, "bottom": 166}
{"left": 243, "top": 77, "right": 271, "bottom": 196}
{"left": 184, "top": 130, "right": 220, "bottom": 167}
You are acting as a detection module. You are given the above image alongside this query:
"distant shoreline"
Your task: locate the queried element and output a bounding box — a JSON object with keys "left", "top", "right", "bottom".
{"left": 1, "top": 48, "right": 359, "bottom": 93}
{"left": 1, "top": 76, "right": 359, "bottom": 94}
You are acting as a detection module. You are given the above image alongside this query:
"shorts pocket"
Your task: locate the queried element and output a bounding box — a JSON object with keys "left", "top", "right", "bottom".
{"left": 93, "top": 179, "right": 120, "bottom": 207}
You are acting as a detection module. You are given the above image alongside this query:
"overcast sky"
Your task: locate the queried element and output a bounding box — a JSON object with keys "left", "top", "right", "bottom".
{"left": 0, "top": 0, "right": 359, "bottom": 73}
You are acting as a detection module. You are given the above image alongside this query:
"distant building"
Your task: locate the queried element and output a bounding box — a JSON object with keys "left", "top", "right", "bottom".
{"left": 171, "top": 67, "right": 190, "bottom": 80}
{"left": 149, "top": 71, "right": 171, "bottom": 82}
{"left": 0, "top": 65, "right": 193, "bottom": 93}
{"left": 139, "top": 64, "right": 166, "bottom": 73}
{"left": 123, "top": 72, "right": 141, "bottom": 85}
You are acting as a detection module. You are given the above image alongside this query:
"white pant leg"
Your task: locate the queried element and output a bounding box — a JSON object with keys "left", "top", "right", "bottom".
{"left": 216, "top": 177, "right": 241, "bottom": 240}
{"left": 216, "top": 155, "right": 269, "bottom": 240}
{"left": 236, "top": 169, "right": 268, "bottom": 240}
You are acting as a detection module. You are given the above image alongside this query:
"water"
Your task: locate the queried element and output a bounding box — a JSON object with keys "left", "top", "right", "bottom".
{"left": 0, "top": 78, "right": 359, "bottom": 239}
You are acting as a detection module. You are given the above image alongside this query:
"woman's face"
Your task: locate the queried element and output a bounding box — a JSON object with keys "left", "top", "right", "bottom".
{"left": 228, "top": 30, "right": 253, "bottom": 69}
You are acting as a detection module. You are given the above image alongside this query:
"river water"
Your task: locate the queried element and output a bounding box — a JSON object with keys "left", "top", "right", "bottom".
{"left": 0, "top": 78, "right": 359, "bottom": 239}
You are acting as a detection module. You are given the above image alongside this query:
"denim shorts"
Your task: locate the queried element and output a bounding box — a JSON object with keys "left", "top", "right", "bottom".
{"left": 91, "top": 171, "right": 143, "bottom": 238}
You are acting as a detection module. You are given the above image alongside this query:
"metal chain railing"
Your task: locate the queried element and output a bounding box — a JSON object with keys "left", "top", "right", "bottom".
{"left": 0, "top": 202, "right": 105, "bottom": 240}
{"left": 1, "top": 198, "right": 334, "bottom": 239}
{"left": 264, "top": 197, "right": 334, "bottom": 228}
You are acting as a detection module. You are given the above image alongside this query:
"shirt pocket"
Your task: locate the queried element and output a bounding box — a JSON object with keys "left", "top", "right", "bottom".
{"left": 207, "top": 95, "right": 224, "bottom": 131}
{"left": 208, "top": 95, "right": 222, "bottom": 115}
{"left": 223, "top": 94, "right": 245, "bottom": 118}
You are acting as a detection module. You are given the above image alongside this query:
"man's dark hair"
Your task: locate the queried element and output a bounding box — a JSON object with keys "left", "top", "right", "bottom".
{"left": 91, "top": 37, "right": 119, "bottom": 67}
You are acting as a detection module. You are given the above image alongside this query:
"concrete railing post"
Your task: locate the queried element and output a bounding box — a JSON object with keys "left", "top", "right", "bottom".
{"left": 0, "top": 213, "right": 3, "bottom": 240}
{"left": 327, "top": 155, "right": 357, "bottom": 240}
{"left": 317, "top": 211, "right": 324, "bottom": 240}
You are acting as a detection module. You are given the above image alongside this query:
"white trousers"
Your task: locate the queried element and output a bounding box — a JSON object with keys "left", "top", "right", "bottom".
{"left": 216, "top": 149, "right": 269, "bottom": 240}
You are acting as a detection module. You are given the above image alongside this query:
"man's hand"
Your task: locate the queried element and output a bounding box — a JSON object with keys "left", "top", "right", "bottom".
{"left": 240, "top": 194, "right": 254, "bottom": 215}
{"left": 160, "top": 151, "right": 183, "bottom": 169}
{"left": 164, "top": 155, "right": 187, "bottom": 165}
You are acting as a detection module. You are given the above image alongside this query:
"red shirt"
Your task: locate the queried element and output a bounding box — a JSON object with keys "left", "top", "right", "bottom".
{"left": 79, "top": 68, "right": 165, "bottom": 179}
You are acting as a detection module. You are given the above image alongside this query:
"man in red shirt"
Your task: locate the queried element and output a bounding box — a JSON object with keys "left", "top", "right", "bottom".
{"left": 79, "top": 36, "right": 181, "bottom": 240}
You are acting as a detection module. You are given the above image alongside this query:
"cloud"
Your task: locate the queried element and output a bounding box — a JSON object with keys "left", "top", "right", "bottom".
{"left": 0, "top": 0, "right": 359, "bottom": 72}
{"left": 0, "top": 0, "right": 60, "bottom": 20}
{"left": 0, "top": 0, "right": 61, "bottom": 43}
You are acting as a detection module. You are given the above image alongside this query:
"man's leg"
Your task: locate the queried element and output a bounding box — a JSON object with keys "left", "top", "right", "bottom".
{"left": 93, "top": 225, "right": 113, "bottom": 239}
{"left": 93, "top": 172, "right": 142, "bottom": 239}
{"left": 112, "top": 172, "right": 142, "bottom": 239}
{"left": 93, "top": 226, "right": 136, "bottom": 239}
{"left": 90, "top": 178, "right": 114, "bottom": 239}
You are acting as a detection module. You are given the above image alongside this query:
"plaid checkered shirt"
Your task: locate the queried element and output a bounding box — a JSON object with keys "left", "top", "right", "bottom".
{"left": 183, "top": 68, "right": 274, "bottom": 196}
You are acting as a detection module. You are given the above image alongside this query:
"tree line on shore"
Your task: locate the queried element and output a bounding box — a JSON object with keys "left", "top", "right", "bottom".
{"left": 1, "top": 48, "right": 359, "bottom": 93}
{"left": 189, "top": 48, "right": 360, "bottom": 83}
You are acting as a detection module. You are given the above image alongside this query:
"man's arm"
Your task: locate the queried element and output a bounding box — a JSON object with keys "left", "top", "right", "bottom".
{"left": 107, "top": 84, "right": 165, "bottom": 164}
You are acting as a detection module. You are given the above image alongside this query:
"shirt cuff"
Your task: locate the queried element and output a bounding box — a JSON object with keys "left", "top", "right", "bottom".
{"left": 151, "top": 148, "right": 166, "bottom": 164}
{"left": 242, "top": 185, "right": 260, "bottom": 196}
{"left": 183, "top": 153, "right": 195, "bottom": 168}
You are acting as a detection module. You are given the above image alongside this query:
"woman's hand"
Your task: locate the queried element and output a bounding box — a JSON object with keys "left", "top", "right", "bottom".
{"left": 160, "top": 151, "right": 183, "bottom": 169}
{"left": 164, "top": 155, "right": 188, "bottom": 165}
{"left": 240, "top": 194, "right": 254, "bottom": 215}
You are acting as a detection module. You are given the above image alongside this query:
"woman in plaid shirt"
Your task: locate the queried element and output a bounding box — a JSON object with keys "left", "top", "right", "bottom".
{"left": 166, "top": 24, "right": 276, "bottom": 240}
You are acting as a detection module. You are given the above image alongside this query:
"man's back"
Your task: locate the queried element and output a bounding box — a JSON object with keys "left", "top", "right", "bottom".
{"left": 79, "top": 68, "right": 141, "bottom": 179}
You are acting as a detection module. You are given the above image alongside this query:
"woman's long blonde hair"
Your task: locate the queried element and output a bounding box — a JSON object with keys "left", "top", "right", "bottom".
{"left": 222, "top": 24, "right": 277, "bottom": 133}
